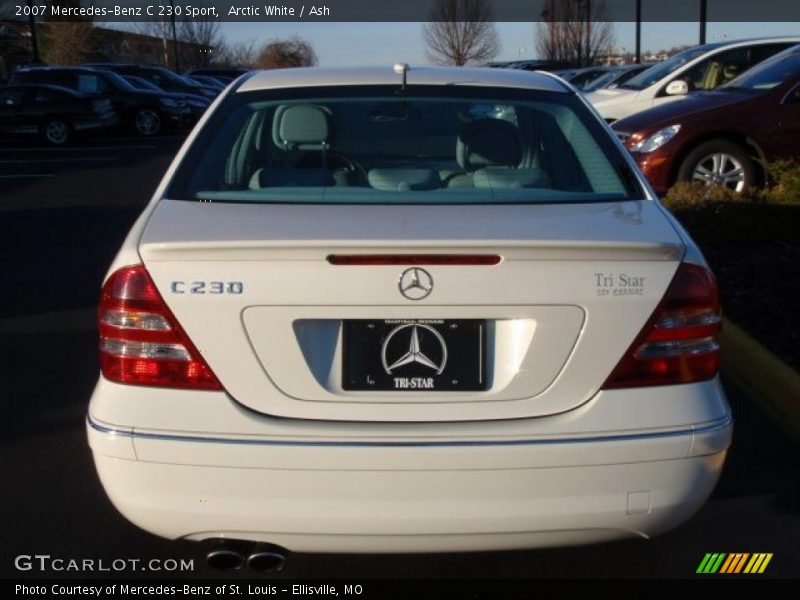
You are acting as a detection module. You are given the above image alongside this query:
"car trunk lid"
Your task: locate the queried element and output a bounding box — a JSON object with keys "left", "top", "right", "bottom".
{"left": 138, "top": 198, "right": 684, "bottom": 422}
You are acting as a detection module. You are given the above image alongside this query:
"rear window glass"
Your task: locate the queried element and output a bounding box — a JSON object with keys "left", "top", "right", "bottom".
{"left": 168, "top": 86, "right": 641, "bottom": 205}
{"left": 722, "top": 46, "right": 800, "bottom": 92}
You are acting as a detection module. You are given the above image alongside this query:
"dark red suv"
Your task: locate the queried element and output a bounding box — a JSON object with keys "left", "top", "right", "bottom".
{"left": 613, "top": 45, "right": 800, "bottom": 196}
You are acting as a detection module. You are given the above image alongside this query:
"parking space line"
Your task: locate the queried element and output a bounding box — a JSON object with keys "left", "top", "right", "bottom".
{"left": 0, "top": 158, "right": 118, "bottom": 164}
{"left": 0, "top": 174, "right": 55, "bottom": 178}
{"left": 104, "top": 135, "right": 184, "bottom": 141}
{"left": 0, "top": 145, "right": 159, "bottom": 152}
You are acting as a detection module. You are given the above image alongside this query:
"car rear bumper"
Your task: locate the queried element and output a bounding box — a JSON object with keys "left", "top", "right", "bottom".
{"left": 87, "top": 379, "right": 732, "bottom": 553}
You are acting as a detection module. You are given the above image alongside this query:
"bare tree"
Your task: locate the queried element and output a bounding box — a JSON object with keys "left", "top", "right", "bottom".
{"left": 175, "top": 19, "right": 221, "bottom": 69}
{"left": 254, "top": 37, "right": 317, "bottom": 70}
{"left": 536, "top": 0, "right": 615, "bottom": 67}
{"left": 40, "top": 21, "right": 95, "bottom": 64}
{"left": 130, "top": 3, "right": 220, "bottom": 70}
{"left": 422, "top": 0, "right": 499, "bottom": 66}
{"left": 41, "top": 1, "right": 96, "bottom": 65}
{"left": 214, "top": 38, "right": 258, "bottom": 68}
{"left": 131, "top": 19, "right": 171, "bottom": 67}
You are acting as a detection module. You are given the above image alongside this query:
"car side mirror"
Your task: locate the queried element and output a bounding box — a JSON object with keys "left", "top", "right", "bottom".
{"left": 665, "top": 80, "right": 690, "bottom": 96}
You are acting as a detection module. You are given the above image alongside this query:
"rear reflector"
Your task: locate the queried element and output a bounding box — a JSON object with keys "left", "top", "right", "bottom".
{"left": 98, "top": 264, "right": 222, "bottom": 390}
{"left": 327, "top": 254, "right": 502, "bottom": 265}
{"left": 602, "top": 263, "right": 721, "bottom": 389}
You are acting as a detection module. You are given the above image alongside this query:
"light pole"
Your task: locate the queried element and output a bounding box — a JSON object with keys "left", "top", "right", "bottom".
{"left": 585, "top": 0, "right": 592, "bottom": 67}
{"left": 635, "top": 0, "right": 642, "bottom": 64}
{"left": 699, "top": 0, "right": 707, "bottom": 45}
{"left": 169, "top": 0, "right": 180, "bottom": 72}
{"left": 26, "top": 0, "right": 40, "bottom": 63}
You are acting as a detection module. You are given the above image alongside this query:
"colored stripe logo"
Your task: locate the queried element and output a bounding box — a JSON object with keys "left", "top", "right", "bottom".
{"left": 697, "top": 553, "right": 773, "bottom": 574}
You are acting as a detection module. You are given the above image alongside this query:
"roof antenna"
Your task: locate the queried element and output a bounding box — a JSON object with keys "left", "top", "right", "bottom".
{"left": 393, "top": 63, "right": 409, "bottom": 91}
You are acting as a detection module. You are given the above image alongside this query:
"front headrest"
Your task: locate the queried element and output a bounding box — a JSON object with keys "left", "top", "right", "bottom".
{"left": 723, "top": 64, "right": 740, "bottom": 80}
{"left": 272, "top": 104, "right": 331, "bottom": 149}
{"left": 456, "top": 119, "right": 522, "bottom": 172}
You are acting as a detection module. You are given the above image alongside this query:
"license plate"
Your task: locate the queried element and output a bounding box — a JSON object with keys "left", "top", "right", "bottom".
{"left": 342, "top": 319, "right": 486, "bottom": 391}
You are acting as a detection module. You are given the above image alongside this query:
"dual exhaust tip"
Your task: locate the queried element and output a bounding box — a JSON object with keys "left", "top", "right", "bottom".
{"left": 207, "top": 541, "right": 286, "bottom": 572}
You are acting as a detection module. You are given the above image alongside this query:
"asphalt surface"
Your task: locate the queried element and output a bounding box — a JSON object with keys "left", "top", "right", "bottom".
{"left": 1, "top": 135, "right": 798, "bottom": 580}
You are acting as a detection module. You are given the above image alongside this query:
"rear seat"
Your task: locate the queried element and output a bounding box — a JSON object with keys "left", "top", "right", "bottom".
{"left": 449, "top": 118, "right": 551, "bottom": 189}
{"left": 367, "top": 168, "right": 441, "bottom": 191}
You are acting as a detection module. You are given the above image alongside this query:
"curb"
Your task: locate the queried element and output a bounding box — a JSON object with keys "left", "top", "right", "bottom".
{"left": 721, "top": 317, "right": 800, "bottom": 440}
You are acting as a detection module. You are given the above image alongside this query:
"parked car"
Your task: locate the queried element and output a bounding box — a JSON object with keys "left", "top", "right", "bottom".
{"left": 186, "top": 75, "right": 227, "bottom": 91}
{"left": 555, "top": 66, "right": 615, "bottom": 90}
{"left": 184, "top": 67, "right": 248, "bottom": 80}
{"left": 9, "top": 67, "right": 192, "bottom": 136}
{"left": 87, "top": 65, "right": 731, "bottom": 563}
{"left": 120, "top": 75, "right": 163, "bottom": 93}
{"left": 613, "top": 44, "right": 800, "bottom": 196}
{"left": 85, "top": 64, "right": 219, "bottom": 100}
{"left": 506, "top": 59, "right": 572, "bottom": 72}
{"left": 0, "top": 83, "right": 116, "bottom": 145}
{"left": 587, "top": 37, "right": 800, "bottom": 121}
{"left": 122, "top": 75, "right": 211, "bottom": 121}
{"left": 580, "top": 64, "right": 651, "bottom": 93}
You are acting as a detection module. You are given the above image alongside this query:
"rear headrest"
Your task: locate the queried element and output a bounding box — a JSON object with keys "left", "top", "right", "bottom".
{"left": 456, "top": 119, "right": 522, "bottom": 172}
{"left": 272, "top": 104, "right": 331, "bottom": 149}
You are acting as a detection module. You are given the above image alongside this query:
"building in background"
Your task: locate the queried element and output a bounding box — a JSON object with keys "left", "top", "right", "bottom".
{"left": 0, "top": 19, "right": 212, "bottom": 81}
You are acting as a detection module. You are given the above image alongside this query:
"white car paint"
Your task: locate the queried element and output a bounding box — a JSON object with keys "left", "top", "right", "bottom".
{"left": 87, "top": 66, "right": 732, "bottom": 554}
{"left": 587, "top": 37, "right": 800, "bottom": 121}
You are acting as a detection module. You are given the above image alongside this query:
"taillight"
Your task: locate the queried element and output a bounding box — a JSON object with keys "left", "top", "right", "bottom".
{"left": 98, "top": 264, "right": 222, "bottom": 390}
{"left": 603, "top": 263, "right": 721, "bottom": 389}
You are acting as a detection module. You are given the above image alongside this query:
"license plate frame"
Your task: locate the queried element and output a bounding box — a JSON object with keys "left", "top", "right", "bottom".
{"left": 342, "top": 319, "right": 486, "bottom": 391}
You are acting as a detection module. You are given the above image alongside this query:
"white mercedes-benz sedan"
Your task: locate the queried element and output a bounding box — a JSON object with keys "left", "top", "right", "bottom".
{"left": 87, "top": 65, "right": 732, "bottom": 563}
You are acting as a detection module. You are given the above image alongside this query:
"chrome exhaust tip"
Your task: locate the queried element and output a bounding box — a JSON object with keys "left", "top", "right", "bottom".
{"left": 247, "top": 544, "right": 287, "bottom": 572}
{"left": 206, "top": 541, "right": 251, "bottom": 571}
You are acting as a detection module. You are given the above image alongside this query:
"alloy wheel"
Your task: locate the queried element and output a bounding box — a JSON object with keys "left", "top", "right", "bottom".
{"left": 45, "top": 120, "right": 69, "bottom": 145}
{"left": 135, "top": 110, "right": 161, "bottom": 136}
{"left": 691, "top": 152, "right": 747, "bottom": 192}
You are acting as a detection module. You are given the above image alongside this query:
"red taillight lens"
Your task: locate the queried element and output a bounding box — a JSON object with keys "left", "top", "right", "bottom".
{"left": 99, "top": 265, "right": 222, "bottom": 390}
{"left": 602, "top": 263, "right": 721, "bottom": 389}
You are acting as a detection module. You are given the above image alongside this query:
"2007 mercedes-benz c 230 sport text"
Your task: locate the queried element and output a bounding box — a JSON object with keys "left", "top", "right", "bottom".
{"left": 87, "top": 65, "right": 732, "bottom": 559}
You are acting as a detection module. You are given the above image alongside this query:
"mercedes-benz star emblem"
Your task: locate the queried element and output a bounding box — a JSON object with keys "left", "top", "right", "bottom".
{"left": 381, "top": 324, "right": 448, "bottom": 375}
{"left": 398, "top": 267, "right": 433, "bottom": 300}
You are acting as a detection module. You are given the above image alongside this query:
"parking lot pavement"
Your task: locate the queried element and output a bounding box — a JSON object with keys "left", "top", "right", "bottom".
{"left": 0, "top": 135, "right": 183, "bottom": 318}
{"left": 0, "top": 134, "right": 183, "bottom": 211}
{"left": 1, "top": 137, "right": 798, "bottom": 579}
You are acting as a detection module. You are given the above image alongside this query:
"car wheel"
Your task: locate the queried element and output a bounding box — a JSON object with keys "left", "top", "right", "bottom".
{"left": 42, "top": 118, "right": 71, "bottom": 146}
{"left": 134, "top": 108, "right": 162, "bottom": 136}
{"left": 677, "top": 140, "right": 756, "bottom": 193}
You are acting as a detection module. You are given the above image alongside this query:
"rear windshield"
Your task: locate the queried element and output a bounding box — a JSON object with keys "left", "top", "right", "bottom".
{"left": 168, "top": 85, "right": 641, "bottom": 204}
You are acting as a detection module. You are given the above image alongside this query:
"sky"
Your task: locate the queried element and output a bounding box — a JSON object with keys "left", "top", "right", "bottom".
{"left": 217, "top": 21, "right": 800, "bottom": 65}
